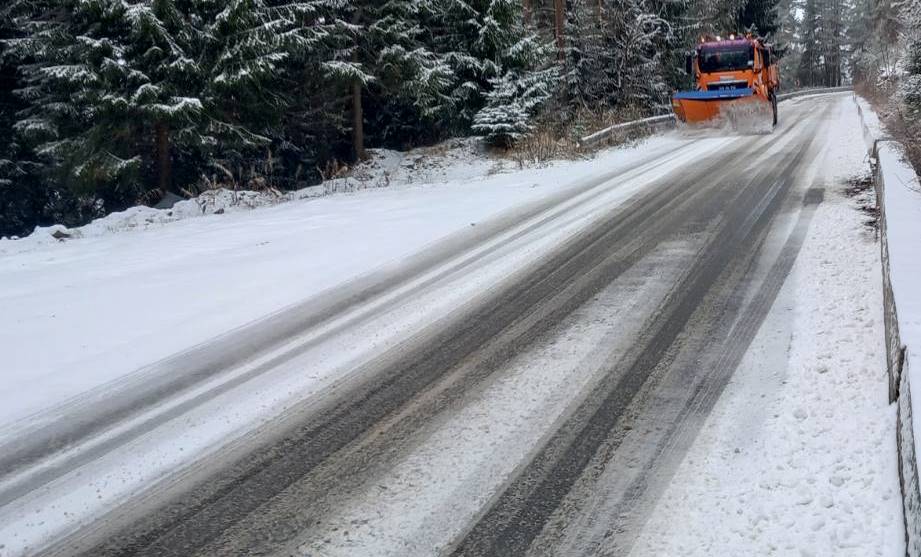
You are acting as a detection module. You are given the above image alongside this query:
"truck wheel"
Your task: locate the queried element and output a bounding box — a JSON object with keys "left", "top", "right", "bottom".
{"left": 772, "top": 94, "right": 778, "bottom": 127}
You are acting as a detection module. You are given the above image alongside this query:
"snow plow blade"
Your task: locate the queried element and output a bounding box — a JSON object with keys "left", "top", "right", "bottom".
{"left": 671, "top": 88, "right": 766, "bottom": 124}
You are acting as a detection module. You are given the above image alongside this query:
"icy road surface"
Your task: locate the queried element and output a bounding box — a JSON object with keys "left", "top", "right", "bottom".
{"left": 0, "top": 93, "right": 903, "bottom": 556}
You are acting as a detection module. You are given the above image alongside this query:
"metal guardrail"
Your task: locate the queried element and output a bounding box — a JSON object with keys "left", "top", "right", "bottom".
{"left": 776, "top": 85, "right": 852, "bottom": 101}
{"left": 578, "top": 114, "right": 676, "bottom": 147}
{"left": 578, "top": 86, "right": 854, "bottom": 147}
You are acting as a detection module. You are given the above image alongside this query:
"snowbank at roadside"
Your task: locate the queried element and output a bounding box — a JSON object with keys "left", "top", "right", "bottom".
{"left": 0, "top": 138, "right": 514, "bottom": 254}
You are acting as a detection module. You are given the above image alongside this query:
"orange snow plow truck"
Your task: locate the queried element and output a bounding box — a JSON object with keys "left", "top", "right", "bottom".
{"left": 671, "top": 35, "right": 779, "bottom": 128}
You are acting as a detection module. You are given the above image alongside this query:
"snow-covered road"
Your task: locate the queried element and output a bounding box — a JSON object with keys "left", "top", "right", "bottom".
{"left": 0, "top": 93, "right": 903, "bottom": 556}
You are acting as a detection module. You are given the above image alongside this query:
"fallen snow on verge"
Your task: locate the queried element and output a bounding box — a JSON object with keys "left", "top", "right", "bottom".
{"left": 0, "top": 139, "right": 507, "bottom": 253}
{"left": 631, "top": 93, "right": 903, "bottom": 556}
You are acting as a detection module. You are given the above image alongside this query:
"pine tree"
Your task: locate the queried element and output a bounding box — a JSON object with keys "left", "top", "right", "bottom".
{"left": 364, "top": 0, "right": 454, "bottom": 146}
{"left": 736, "top": 0, "right": 781, "bottom": 36}
{"left": 553, "top": 0, "right": 566, "bottom": 60}
{"left": 471, "top": 0, "right": 557, "bottom": 145}
{"left": 898, "top": 0, "right": 921, "bottom": 121}
{"left": 423, "top": 0, "right": 491, "bottom": 130}
{"left": 649, "top": 0, "right": 697, "bottom": 93}
{"left": 602, "top": 0, "right": 670, "bottom": 107}
{"left": 846, "top": 0, "right": 876, "bottom": 84}
{"left": 563, "top": 0, "right": 605, "bottom": 105}
{"left": 797, "top": 0, "right": 821, "bottom": 85}
{"left": 324, "top": 1, "right": 459, "bottom": 156}
{"left": 5, "top": 0, "right": 329, "bottom": 201}
{"left": 819, "top": 0, "right": 843, "bottom": 85}
{"left": 7, "top": 0, "right": 167, "bottom": 199}
{"left": 0, "top": 12, "right": 20, "bottom": 190}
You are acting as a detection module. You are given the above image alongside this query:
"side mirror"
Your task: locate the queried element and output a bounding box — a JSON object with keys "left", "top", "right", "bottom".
{"left": 685, "top": 54, "right": 693, "bottom": 75}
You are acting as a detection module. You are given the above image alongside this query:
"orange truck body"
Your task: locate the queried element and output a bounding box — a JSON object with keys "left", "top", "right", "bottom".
{"left": 671, "top": 36, "right": 780, "bottom": 127}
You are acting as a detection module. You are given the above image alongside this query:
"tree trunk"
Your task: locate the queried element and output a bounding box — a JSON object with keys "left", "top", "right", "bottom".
{"left": 155, "top": 122, "right": 172, "bottom": 195}
{"left": 523, "top": 0, "right": 532, "bottom": 25}
{"left": 554, "top": 0, "right": 565, "bottom": 62}
{"left": 351, "top": 79, "right": 366, "bottom": 161}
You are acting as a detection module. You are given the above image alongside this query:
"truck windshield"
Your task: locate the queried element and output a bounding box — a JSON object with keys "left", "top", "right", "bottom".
{"left": 698, "top": 45, "right": 753, "bottom": 73}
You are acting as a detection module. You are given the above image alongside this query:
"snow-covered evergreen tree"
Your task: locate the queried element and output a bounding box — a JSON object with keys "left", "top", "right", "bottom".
{"left": 364, "top": 0, "right": 454, "bottom": 144}
{"left": 563, "top": 1, "right": 606, "bottom": 105}
{"left": 846, "top": 0, "right": 876, "bottom": 85}
{"left": 473, "top": 64, "right": 557, "bottom": 145}
{"left": 601, "top": 0, "right": 670, "bottom": 107}
{"left": 796, "top": 0, "right": 822, "bottom": 85}
{"left": 426, "top": 0, "right": 513, "bottom": 130}
{"left": 5, "top": 0, "right": 330, "bottom": 198}
{"left": 471, "top": 0, "right": 557, "bottom": 145}
{"left": 897, "top": 0, "right": 921, "bottom": 122}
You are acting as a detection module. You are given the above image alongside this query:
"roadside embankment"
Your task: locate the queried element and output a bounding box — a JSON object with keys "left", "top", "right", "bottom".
{"left": 856, "top": 94, "right": 921, "bottom": 555}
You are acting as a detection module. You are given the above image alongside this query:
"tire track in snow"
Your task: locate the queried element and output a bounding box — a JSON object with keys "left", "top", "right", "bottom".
{"left": 448, "top": 111, "right": 827, "bottom": 557}
{"left": 0, "top": 140, "right": 709, "bottom": 505}
{"left": 55, "top": 132, "right": 752, "bottom": 557}
{"left": 12, "top": 98, "right": 832, "bottom": 557}
{"left": 542, "top": 188, "right": 827, "bottom": 557}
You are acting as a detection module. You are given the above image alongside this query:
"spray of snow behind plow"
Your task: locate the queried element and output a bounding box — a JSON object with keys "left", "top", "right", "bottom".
{"left": 677, "top": 99, "right": 774, "bottom": 136}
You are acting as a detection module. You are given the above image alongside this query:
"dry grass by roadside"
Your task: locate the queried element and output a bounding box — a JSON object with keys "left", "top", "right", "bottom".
{"left": 856, "top": 83, "right": 921, "bottom": 178}
{"left": 500, "top": 105, "right": 659, "bottom": 167}
{"left": 884, "top": 114, "right": 921, "bottom": 177}
{"left": 844, "top": 172, "right": 880, "bottom": 235}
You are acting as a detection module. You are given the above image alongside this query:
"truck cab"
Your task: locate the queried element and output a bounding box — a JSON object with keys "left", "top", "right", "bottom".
{"left": 690, "top": 38, "right": 778, "bottom": 99}
{"left": 672, "top": 35, "right": 780, "bottom": 127}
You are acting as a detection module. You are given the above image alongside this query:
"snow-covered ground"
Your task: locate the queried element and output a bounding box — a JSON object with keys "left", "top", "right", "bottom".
{"left": 0, "top": 129, "right": 735, "bottom": 555}
{"left": 0, "top": 139, "right": 505, "bottom": 251}
{"left": 0, "top": 136, "right": 688, "bottom": 426}
{"left": 0, "top": 94, "right": 904, "bottom": 556}
{"left": 630, "top": 95, "right": 904, "bottom": 556}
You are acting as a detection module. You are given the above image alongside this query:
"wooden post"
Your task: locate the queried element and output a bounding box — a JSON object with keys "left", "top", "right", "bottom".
{"left": 155, "top": 122, "right": 172, "bottom": 194}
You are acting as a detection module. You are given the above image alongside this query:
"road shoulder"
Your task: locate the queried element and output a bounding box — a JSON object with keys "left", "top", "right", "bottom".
{"left": 631, "top": 95, "right": 905, "bottom": 557}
